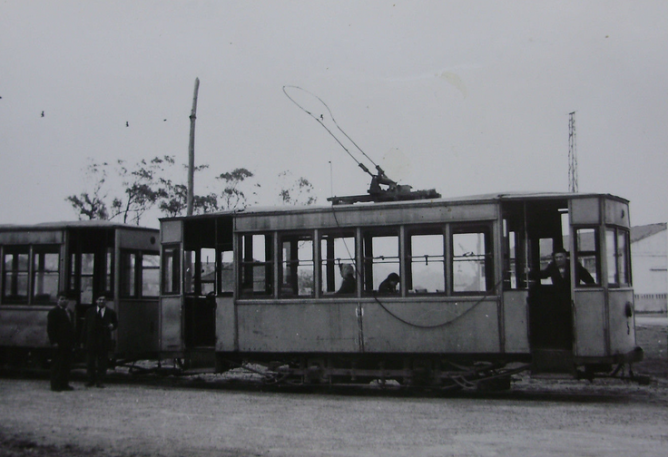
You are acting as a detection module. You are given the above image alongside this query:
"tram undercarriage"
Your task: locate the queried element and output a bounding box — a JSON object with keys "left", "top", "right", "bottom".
{"left": 211, "top": 351, "right": 648, "bottom": 391}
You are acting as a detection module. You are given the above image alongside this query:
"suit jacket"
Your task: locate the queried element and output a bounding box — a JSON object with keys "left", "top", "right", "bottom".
{"left": 83, "top": 306, "right": 118, "bottom": 352}
{"left": 47, "top": 306, "right": 75, "bottom": 349}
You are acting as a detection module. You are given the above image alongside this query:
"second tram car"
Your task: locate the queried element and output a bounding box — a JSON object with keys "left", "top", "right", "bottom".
{"left": 0, "top": 221, "right": 160, "bottom": 365}
{"left": 158, "top": 192, "right": 643, "bottom": 387}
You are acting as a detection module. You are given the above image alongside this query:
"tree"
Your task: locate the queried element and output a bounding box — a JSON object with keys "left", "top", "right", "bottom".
{"left": 159, "top": 164, "right": 217, "bottom": 217}
{"left": 67, "top": 156, "right": 174, "bottom": 225}
{"left": 65, "top": 160, "right": 110, "bottom": 220}
{"left": 277, "top": 170, "right": 317, "bottom": 206}
{"left": 68, "top": 157, "right": 316, "bottom": 224}
{"left": 216, "top": 168, "right": 258, "bottom": 210}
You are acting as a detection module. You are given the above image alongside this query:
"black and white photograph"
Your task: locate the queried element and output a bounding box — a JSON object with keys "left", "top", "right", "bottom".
{"left": 0, "top": 1, "right": 666, "bottom": 456}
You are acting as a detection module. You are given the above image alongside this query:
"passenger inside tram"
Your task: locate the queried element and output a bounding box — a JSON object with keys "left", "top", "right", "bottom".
{"left": 335, "top": 264, "right": 356, "bottom": 295}
{"left": 533, "top": 249, "right": 595, "bottom": 292}
{"left": 378, "top": 273, "right": 400, "bottom": 294}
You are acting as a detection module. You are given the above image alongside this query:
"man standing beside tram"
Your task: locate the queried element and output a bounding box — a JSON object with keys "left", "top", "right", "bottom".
{"left": 83, "top": 295, "right": 118, "bottom": 388}
{"left": 46, "top": 293, "right": 76, "bottom": 391}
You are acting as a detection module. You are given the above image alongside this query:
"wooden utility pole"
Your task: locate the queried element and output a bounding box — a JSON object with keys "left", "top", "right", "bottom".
{"left": 187, "top": 77, "right": 200, "bottom": 216}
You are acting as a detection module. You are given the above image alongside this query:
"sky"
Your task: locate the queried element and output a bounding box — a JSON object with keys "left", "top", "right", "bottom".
{"left": 1, "top": 0, "right": 667, "bottom": 228}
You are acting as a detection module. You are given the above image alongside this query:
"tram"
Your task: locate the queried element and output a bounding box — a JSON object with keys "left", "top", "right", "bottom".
{"left": 0, "top": 221, "right": 160, "bottom": 365}
{"left": 158, "top": 191, "right": 643, "bottom": 387}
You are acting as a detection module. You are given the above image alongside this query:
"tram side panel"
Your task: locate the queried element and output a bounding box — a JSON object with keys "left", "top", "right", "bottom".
{"left": 362, "top": 299, "right": 501, "bottom": 354}
{"left": 0, "top": 308, "right": 49, "bottom": 348}
{"left": 236, "top": 301, "right": 360, "bottom": 353}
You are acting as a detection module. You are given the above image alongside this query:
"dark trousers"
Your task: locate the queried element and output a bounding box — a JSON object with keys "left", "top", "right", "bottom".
{"left": 87, "top": 349, "right": 109, "bottom": 385}
{"left": 50, "top": 346, "right": 72, "bottom": 390}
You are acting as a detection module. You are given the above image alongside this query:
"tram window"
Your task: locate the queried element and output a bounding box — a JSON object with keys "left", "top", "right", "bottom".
{"left": 183, "top": 250, "right": 196, "bottom": 295}
{"left": 239, "top": 234, "right": 274, "bottom": 297}
{"left": 605, "top": 227, "right": 630, "bottom": 286}
{"left": 320, "top": 232, "right": 356, "bottom": 295}
{"left": 141, "top": 254, "right": 160, "bottom": 296}
{"left": 162, "top": 246, "right": 180, "bottom": 295}
{"left": 219, "top": 250, "right": 234, "bottom": 294}
{"left": 200, "top": 248, "right": 216, "bottom": 295}
{"left": 280, "top": 235, "right": 314, "bottom": 298}
{"left": 80, "top": 253, "right": 95, "bottom": 305}
{"left": 104, "top": 248, "right": 113, "bottom": 297}
{"left": 3, "top": 248, "right": 29, "bottom": 303}
{"left": 32, "top": 248, "right": 60, "bottom": 303}
{"left": 407, "top": 232, "right": 445, "bottom": 294}
{"left": 362, "top": 232, "right": 400, "bottom": 294}
{"left": 574, "top": 228, "right": 600, "bottom": 285}
{"left": 120, "top": 252, "right": 136, "bottom": 297}
{"left": 504, "top": 229, "right": 521, "bottom": 289}
{"left": 451, "top": 226, "right": 493, "bottom": 293}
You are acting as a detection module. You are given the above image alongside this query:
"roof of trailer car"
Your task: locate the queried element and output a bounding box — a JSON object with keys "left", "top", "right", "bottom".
{"left": 161, "top": 191, "right": 627, "bottom": 221}
{"left": 0, "top": 220, "right": 159, "bottom": 232}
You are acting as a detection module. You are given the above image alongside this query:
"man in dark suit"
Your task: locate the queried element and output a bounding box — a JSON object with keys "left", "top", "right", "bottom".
{"left": 83, "top": 295, "right": 118, "bottom": 388}
{"left": 536, "top": 249, "right": 595, "bottom": 292}
{"left": 47, "top": 293, "right": 76, "bottom": 391}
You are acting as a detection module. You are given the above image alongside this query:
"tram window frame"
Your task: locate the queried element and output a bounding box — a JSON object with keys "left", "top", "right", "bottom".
{"left": 161, "top": 245, "right": 181, "bottom": 295}
{"left": 361, "top": 228, "right": 401, "bottom": 295}
{"left": 405, "top": 227, "right": 446, "bottom": 295}
{"left": 450, "top": 224, "right": 494, "bottom": 294}
{"left": 279, "top": 233, "right": 315, "bottom": 298}
{"left": 239, "top": 233, "right": 274, "bottom": 298}
{"left": 218, "top": 249, "right": 234, "bottom": 295}
{"left": 605, "top": 226, "right": 631, "bottom": 287}
{"left": 32, "top": 246, "right": 60, "bottom": 304}
{"left": 120, "top": 250, "right": 160, "bottom": 298}
{"left": 2, "top": 246, "right": 30, "bottom": 304}
{"left": 320, "top": 230, "right": 357, "bottom": 296}
{"left": 573, "top": 227, "right": 601, "bottom": 286}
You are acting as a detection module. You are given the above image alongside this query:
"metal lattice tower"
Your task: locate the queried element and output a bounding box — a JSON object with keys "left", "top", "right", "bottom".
{"left": 568, "top": 111, "right": 578, "bottom": 193}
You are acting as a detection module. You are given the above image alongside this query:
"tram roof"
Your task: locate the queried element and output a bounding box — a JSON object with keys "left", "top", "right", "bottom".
{"left": 161, "top": 191, "right": 629, "bottom": 222}
{"left": 0, "top": 220, "right": 158, "bottom": 233}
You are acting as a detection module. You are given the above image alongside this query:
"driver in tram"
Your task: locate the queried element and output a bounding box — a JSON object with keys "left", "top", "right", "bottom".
{"left": 534, "top": 249, "right": 595, "bottom": 292}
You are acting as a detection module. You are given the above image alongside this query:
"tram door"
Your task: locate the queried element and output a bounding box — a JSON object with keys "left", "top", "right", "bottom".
{"left": 506, "top": 200, "right": 579, "bottom": 372}
{"left": 183, "top": 247, "right": 217, "bottom": 348}
{"left": 68, "top": 229, "right": 114, "bottom": 344}
{"left": 182, "top": 218, "right": 218, "bottom": 349}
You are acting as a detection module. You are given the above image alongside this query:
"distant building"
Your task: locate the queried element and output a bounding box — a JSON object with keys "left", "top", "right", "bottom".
{"left": 631, "top": 223, "right": 667, "bottom": 313}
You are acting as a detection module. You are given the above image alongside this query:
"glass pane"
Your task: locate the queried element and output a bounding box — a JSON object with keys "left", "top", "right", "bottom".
{"left": 105, "top": 248, "right": 113, "bottom": 295}
{"left": 18, "top": 253, "right": 29, "bottom": 271}
{"left": 33, "top": 273, "right": 58, "bottom": 303}
{"left": 410, "top": 234, "right": 444, "bottom": 294}
{"left": 453, "top": 232, "right": 488, "bottom": 292}
{"left": 162, "top": 247, "right": 180, "bottom": 294}
{"left": 33, "top": 252, "right": 60, "bottom": 303}
{"left": 81, "top": 253, "right": 95, "bottom": 275}
{"left": 365, "top": 236, "right": 399, "bottom": 291}
{"left": 201, "top": 248, "right": 216, "bottom": 295}
{"left": 320, "top": 234, "right": 356, "bottom": 295}
{"left": 142, "top": 254, "right": 160, "bottom": 296}
{"left": 219, "top": 251, "right": 234, "bottom": 293}
{"left": 80, "top": 276, "right": 94, "bottom": 304}
{"left": 121, "top": 252, "right": 136, "bottom": 297}
{"left": 606, "top": 228, "right": 616, "bottom": 284}
{"left": 184, "top": 250, "right": 196, "bottom": 294}
{"left": 575, "top": 228, "right": 599, "bottom": 285}
{"left": 240, "top": 234, "right": 273, "bottom": 296}
{"left": 280, "top": 237, "right": 314, "bottom": 297}
{"left": 617, "top": 231, "right": 629, "bottom": 285}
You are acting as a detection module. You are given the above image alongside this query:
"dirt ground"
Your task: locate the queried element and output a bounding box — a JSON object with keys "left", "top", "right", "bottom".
{"left": 1, "top": 321, "right": 666, "bottom": 457}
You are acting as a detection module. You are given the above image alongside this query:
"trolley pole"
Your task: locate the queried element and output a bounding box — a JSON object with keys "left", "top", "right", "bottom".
{"left": 187, "top": 77, "right": 200, "bottom": 216}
